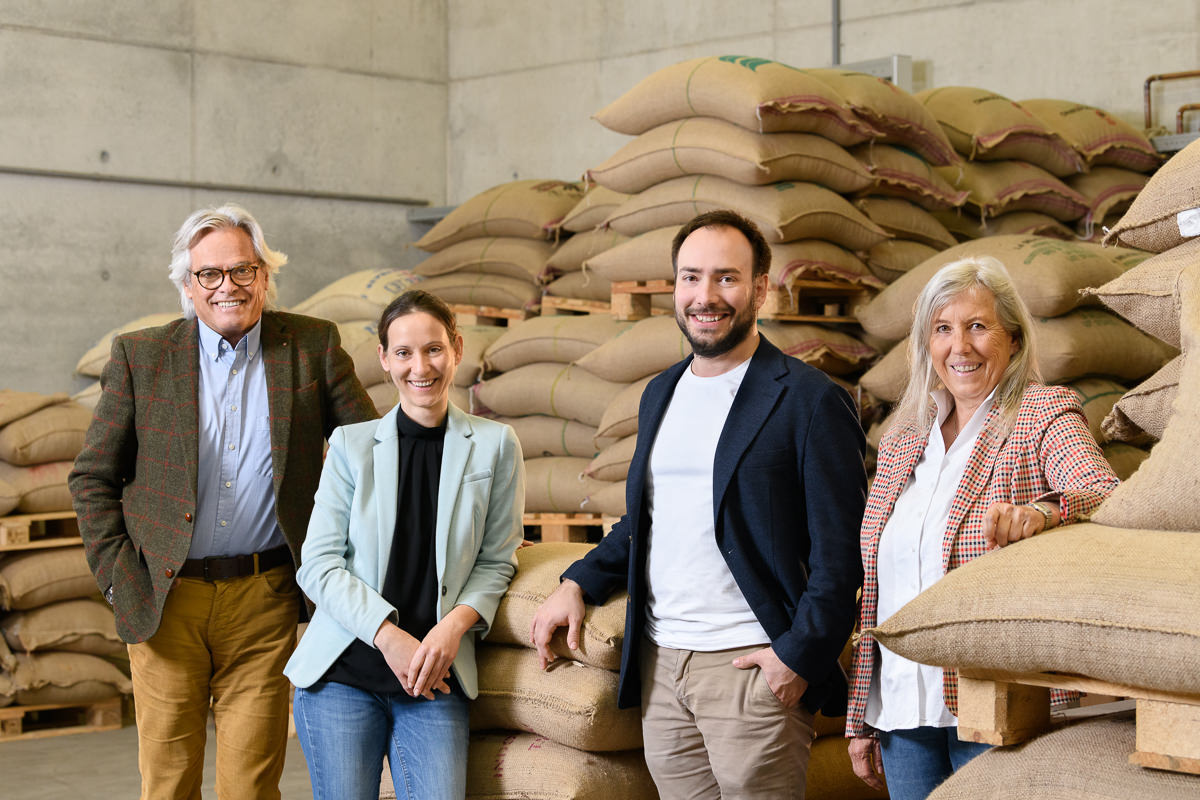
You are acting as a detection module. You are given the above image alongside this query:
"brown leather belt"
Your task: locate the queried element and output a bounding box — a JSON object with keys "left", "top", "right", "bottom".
{"left": 179, "top": 544, "right": 293, "bottom": 581}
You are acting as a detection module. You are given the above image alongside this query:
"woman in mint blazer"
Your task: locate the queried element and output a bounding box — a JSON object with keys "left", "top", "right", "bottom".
{"left": 285, "top": 290, "right": 524, "bottom": 800}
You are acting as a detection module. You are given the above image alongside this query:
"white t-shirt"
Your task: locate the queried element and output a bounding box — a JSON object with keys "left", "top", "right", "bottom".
{"left": 643, "top": 357, "right": 770, "bottom": 651}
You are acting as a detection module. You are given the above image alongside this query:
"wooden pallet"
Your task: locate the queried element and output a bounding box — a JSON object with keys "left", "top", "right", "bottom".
{"left": 540, "top": 295, "right": 612, "bottom": 316}
{"left": 0, "top": 697, "right": 123, "bottom": 741}
{"left": 957, "top": 668, "right": 1200, "bottom": 775}
{"left": 523, "top": 513, "right": 605, "bottom": 543}
{"left": 448, "top": 303, "right": 535, "bottom": 327}
{"left": 0, "top": 511, "right": 81, "bottom": 551}
{"left": 609, "top": 279, "right": 868, "bottom": 323}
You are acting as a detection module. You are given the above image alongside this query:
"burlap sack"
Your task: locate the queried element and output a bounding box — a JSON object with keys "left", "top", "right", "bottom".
{"left": 0, "top": 547, "right": 99, "bottom": 611}
{"left": 585, "top": 436, "right": 636, "bottom": 482}
{"left": 858, "top": 235, "right": 1136, "bottom": 341}
{"left": 546, "top": 229, "right": 628, "bottom": 275}
{"left": 1103, "top": 136, "right": 1200, "bottom": 253}
{"left": 524, "top": 457, "right": 612, "bottom": 514}
{"left": 1066, "top": 377, "right": 1127, "bottom": 442}
{"left": 0, "top": 627, "right": 14, "bottom": 672}
{"left": 585, "top": 226, "right": 679, "bottom": 283}
{"left": 418, "top": 273, "right": 541, "bottom": 311}
{"left": 71, "top": 382, "right": 102, "bottom": 412}
{"left": 11, "top": 651, "right": 132, "bottom": 705}
{"left": 914, "top": 87, "right": 1084, "bottom": 175}
{"left": 850, "top": 143, "right": 968, "bottom": 211}
{"left": 0, "top": 477, "right": 18, "bottom": 517}
{"left": 933, "top": 209, "right": 1076, "bottom": 242}
{"left": 1102, "top": 356, "right": 1180, "bottom": 443}
{"left": 854, "top": 197, "right": 956, "bottom": 249}
{"left": 807, "top": 735, "right": 890, "bottom": 800}
{"left": 415, "top": 180, "right": 585, "bottom": 252}
{"left": 366, "top": 382, "right": 397, "bottom": 416}
{"left": 0, "top": 391, "right": 70, "bottom": 428}
{"left": 936, "top": 161, "right": 1089, "bottom": 222}
{"left": 759, "top": 322, "right": 877, "bottom": 376}
{"left": 74, "top": 313, "right": 180, "bottom": 377}
{"left": 1088, "top": 238, "right": 1198, "bottom": 348}
{"left": 770, "top": 239, "right": 882, "bottom": 289}
{"left": 1066, "top": 167, "right": 1150, "bottom": 232}
{"left": 576, "top": 317, "right": 690, "bottom": 383}
{"left": 561, "top": 186, "right": 631, "bottom": 233}
{"left": 1021, "top": 98, "right": 1162, "bottom": 172}
{"left": 495, "top": 416, "right": 600, "bottom": 459}
{"left": 544, "top": 270, "right": 645, "bottom": 306}
{"left": 487, "top": 542, "right": 626, "bottom": 671}
{"left": 869, "top": 523, "right": 1200, "bottom": 695}
{"left": 588, "top": 118, "right": 873, "bottom": 195}
{"left": 414, "top": 237, "right": 555, "bottom": 283}
{"left": 476, "top": 364, "right": 625, "bottom": 428}
{"left": 596, "top": 376, "right": 654, "bottom": 440}
{"left": 858, "top": 341, "right": 908, "bottom": 403}
{"left": 484, "top": 316, "right": 632, "bottom": 372}
{"left": 865, "top": 240, "right": 940, "bottom": 283}
{"left": 335, "top": 320, "right": 385, "bottom": 390}
{"left": 1101, "top": 442, "right": 1151, "bottom": 481}
{"left": 807, "top": 67, "right": 957, "bottom": 166}
{"left": 928, "top": 717, "right": 1199, "bottom": 800}
{"left": 584, "top": 480, "right": 628, "bottom": 517}
{"left": 464, "top": 732, "right": 657, "bottom": 800}
{"left": 0, "top": 461, "right": 74, "bottom": 514}
{"left": 291, "top": 268, "right": 421, "bottom": 323}
{"left": 458, "top": 325, "right": 508, "bottom": 387}
{"left": 2, "top": 598, "right": 124, "bottom": 656}
{"left": 603, "top": 175, "right": 890, "bottom": 250}
{"left": 0, "top": 401, "right": 92, "bottom": 466}
{"left": 593, "top": 55, "right": 875, "bottom": 144}
{"left": 471, "top": 645, "right": 642, "bottom": 751}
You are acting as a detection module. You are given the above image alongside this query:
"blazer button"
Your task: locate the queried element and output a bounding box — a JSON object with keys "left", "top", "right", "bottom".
{"left": 165, "top": 568, "right": 175, "bottom": 578}
{"left": 184, "top": 513, "right": 193, "bottom": 522}
{"left": 441, "top": 586, "right": 448, "bottom": 596}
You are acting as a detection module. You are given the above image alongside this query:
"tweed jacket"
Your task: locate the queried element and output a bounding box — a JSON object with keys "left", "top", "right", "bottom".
{"left": 69, "top": 311, "right": 377, "bottom": 644}
{"left": 845, "top": 384, "right": 1118, "bottom": 736}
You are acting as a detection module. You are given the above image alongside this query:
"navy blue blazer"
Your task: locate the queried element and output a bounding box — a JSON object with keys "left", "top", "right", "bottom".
{"left": 563, "top": 335, "right": 866, "bottom": 713}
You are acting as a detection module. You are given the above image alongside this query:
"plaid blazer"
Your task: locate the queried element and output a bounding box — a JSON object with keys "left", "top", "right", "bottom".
{"left": 845, "top": 384, "right": 1118, "bottom": 736}
{"left": 69, "top": 311, "right": 377, "bottom": 643}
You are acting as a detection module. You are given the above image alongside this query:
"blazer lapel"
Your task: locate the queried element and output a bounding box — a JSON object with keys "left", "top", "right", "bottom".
{"left": 712, "top": 338, "right": 785, "bottom": 515}
{"left": 434, "top": 406, "right": 474, "bottom": 590}
{"left": 261, "top": 312, "right": 294, "bottom": 494}
{"left": 867, "top": 428, "right": 928, "bottom": 544}
{"left": 942, "top": 404, "right": 1005, "bottom": 566}
{"left": 169, "top": 319, "right": 202, "bottom": 499}
{"left": 372, "top": 405, "right": 401, "bottom": 585}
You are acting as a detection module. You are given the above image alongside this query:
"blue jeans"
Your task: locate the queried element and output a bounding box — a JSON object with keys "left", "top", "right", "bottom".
{"left": 877, "top": 726, "right": 991, "bottom": 800}
{"left": 293, "top": 681, "right": 469, "bottom": 800}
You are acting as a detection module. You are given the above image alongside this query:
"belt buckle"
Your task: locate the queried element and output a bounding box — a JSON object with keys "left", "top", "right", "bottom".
{"left": 201, "top": 555, "right": 221, "bottom": 581}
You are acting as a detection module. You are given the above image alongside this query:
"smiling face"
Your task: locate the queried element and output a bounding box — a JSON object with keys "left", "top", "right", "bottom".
{"left": 378, "top": 311, "right": 463, "bottom": 427}
{"left": 929, "top": 286, "right": 1019, "bottom": 416}
{"left": 183, "top": 227, "right": 267, "bottom": 347}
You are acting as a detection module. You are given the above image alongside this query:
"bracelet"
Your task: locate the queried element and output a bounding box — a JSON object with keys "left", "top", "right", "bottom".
{"left": 1028, "top": 502, "right": 1054, "bottom": 530}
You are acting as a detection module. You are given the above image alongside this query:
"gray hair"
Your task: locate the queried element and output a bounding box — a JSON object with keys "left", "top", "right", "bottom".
{"left": 168, "top": 204, "right": 286, "bottom": 318}
{"left": 892, "top": 255, "right": 1040, "bottom": 439}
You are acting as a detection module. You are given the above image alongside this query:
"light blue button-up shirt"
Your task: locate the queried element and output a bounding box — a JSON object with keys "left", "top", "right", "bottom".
{"left": 188, "top": 318, "right": 284, "bottom": 559}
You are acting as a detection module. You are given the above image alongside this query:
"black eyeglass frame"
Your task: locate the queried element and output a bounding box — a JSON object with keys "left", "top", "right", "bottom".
{"left": 190, "top": 263, "right": 262, "bottom": 290}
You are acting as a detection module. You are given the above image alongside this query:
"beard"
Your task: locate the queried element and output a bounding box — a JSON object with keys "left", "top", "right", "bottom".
{"left": 676, "top": 299, "right": 757, "bottom": 359}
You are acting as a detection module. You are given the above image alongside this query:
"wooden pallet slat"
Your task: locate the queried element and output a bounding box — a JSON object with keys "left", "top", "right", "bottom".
{"left": 0, "top": 511, "right": 81, "bottom": 551}
{"left": 540, "top": 296, "right": 612, "bottom": 316}
{"left": 609, "top": 279, "right": 868, "bottom": 323}
{"left": 523, "top": 512, "right": 604, "bottom": 543}
{"left": 448, "top": 303, "right": 535, "bottom": 327}
{"left": 0, "top": 697, "right": 123, "bottom": 741}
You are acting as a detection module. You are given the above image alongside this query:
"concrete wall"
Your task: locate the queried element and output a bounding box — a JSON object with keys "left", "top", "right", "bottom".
{"left": 445, "top": 0, "right": 1200, "bottom": 202}
{"left": 0, "top": 0, "right": 448, "bottom": 394}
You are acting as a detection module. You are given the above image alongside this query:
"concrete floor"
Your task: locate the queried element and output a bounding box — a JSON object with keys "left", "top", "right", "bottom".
{"left": 0, "top": 720, "right": 314, "bottom": 799}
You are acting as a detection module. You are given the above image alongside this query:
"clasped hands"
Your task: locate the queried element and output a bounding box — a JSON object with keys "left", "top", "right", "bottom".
{"left": 375, "top": 605, "right": 478, "bottom": 699}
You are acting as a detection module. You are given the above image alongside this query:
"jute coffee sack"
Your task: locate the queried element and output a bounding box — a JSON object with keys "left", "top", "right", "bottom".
{"left": 2, "top": 598, "right": 124, "bottom": 656}
{"left": 0, "top": 391, "right": 70, "bottom": 428}
{"left": 1066, "top": 167, "right": 1150, "bottom": 233}
{"left": 291, "top": 268, "right": 421, "bottom": 323}
{"left": 413, "top": 237, "right": 555, "bottom": 284}
{"left": 458, "top": 325, "right": 508, "bottom": 387}
{"left": 806, "top": 67, "right": 958, "bottom": 167}
{"left": 0, "top": 547, "right": 98, "bottom": 611}
{"left": 1103, "top": 136, "right": 1200, "bottom": 253}
{"left": 936, "top": 160, "right": 1089, "bottom": 222}
{"left": 0, "top": 477, "right": 17, "bottom": 516}
{"left": 471, "top": 645, "right": 642, "bottom": 751}
{"left": 75, "top": 312, "right": 182, "bottom": 378}
{"left": 593, "top": 55, "right": 877, "bottom": 144}
{"left": 10, "top": 651, "right": 132, "bottom": 706}
{"left": 806, "top": 735, "right": 890, "bottom": 800}
{"left": 335, "top": 321, "right": 386, "bottom": 389}
{"left": 854, "top": 196, "right": 956, "bottom": 249}
{"left": 366, "top": 382, "right": 397, "bottom": 417}
{"left": 1088, "top": 237, "right": 1199, "bottom": 348}
{"left": 561, "top": 186, "right": 631, "bottom": 234}
{"left": 587, "top": 117, "right": 874, "bottom": 195}
{"left": 1066, "top": 377, "right": 1127, "bottom": 442}
{"left": 770, "top": 239, "right": 883, "bottom": 289}
{"left": 869, "top": 523, "right": 1200, "bottom": 695}
{"left": 927, "top": 717, "right": 1199, "bottom": 800}
{"left": 595, "top": 376, "right": 655, "bottom": 441}
{"left": 865, "top": 239, "right": 940, "bottom": 283}
{"left": 584, "top": 480, "right": 627, "bottom": 517}
{"left": 484, "top": 316, "right": 633, "bottom": 372}
{"left": 857, "top": 341, "right": 908, "bottom": 403}
{"left": 487, "top": 542, "right": 626, "bottom": 670}
{"left": 545, "top": 228, "right": 628, "bottom": 275}
{"left": 932, "top": 209, "right": 1075, "bottom": 242}
{"left": 0, "top": 630, "right": 13, "bottom": 671}
{"left": 1102, "top": 356, "right": 1180, "bottom": 444}
{"left": 576, "top": 316, "right": 690, "bottom": 383}
{"left": 72, "top": 382, "right": 101, "bottom": 412}
{"left": 857, "top": 235, "right": 1136, "bottom": 340}
{"left": 914, "top": 86, "right": 1084, "bottom": 176}
{"left": 495, "top": 415, "right": 599, "bottom": 459}
{"left": 585, "top": 435, "right": 636, "bottom": 482}
{"left": 0, "top": 461, "right": 73, "bottom": 514}
{"left": 758, "top": 321, "right": 877, "bottom": 376}
{"left": 0, "top": 401, "right": 92, "bottom": 466}
{"left": 415, "top": 180, "right": 584, "bottom": 252}
{"left": 585, "top": 226, "right": 678, "bottom": 283}
{"left": 524, "top": 457, "right": 611, "bottom": 514}
{"left": 465, "top": 732, "right": 656, "bottom": 800}
{"left": 1102, "top": 442, "right": 1150, "bottom": 481}
{"left": 1021, "top": 98, "right": 1163, "bottom": 173}
{"left": 475, "top": 363, "right": 625, "bottom": 428}
{"left": 850, "top": 143, "right": 968, "bottom": 211}
{"left": 418, "top": 273, "right": 542, "bottom": 312}
{"left": 602, "top": 175, "right": 890, "bottom": 250}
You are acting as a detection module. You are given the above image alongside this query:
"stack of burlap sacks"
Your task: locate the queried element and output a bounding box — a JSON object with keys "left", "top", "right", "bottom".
{"left": 0, "top": 390, "right": 131, "bottom": 713}
{"left": 914, "top": 87, "right": 1160, "bottom": 242}
{"left": 863, "top": 139, "right": 1200, "bottom": 799}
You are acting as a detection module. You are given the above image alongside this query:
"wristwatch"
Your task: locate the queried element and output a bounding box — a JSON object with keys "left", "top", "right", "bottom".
{"left": 1028, "top": 502, "right": 1054, "bottom": 530}
{"left": 104, "top": 585, "right": 115, "bottom": 605}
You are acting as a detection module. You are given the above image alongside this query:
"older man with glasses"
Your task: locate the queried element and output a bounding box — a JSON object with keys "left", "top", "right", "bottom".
{"left": 70, "top": 204, "right": 377, "bottom": 800}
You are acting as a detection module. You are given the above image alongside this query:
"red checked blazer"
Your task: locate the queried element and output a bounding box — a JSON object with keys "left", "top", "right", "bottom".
{"left": 69, "top": 312, "right": 377, "bottom": 643}
{"left": 845, "top": 384, "right": 1118, "bottom": 736}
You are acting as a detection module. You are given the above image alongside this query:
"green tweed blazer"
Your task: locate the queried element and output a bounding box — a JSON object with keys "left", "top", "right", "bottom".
{"left": 69, "top": 311, "right": 377, "bottom": 643}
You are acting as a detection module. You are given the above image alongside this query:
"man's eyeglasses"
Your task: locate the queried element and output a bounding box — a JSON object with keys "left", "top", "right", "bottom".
{"left": 191, "top": 263, "right": 261, "bottom": 290}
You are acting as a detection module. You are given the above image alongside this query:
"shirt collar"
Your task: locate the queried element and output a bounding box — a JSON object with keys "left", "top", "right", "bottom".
{"left": 197, "top": 317, "right": 263, "bottom": 362}
{"left": 931, "top": 385, "right": 998, "bottom": 432}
